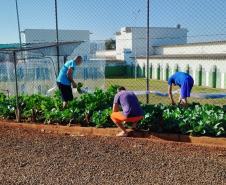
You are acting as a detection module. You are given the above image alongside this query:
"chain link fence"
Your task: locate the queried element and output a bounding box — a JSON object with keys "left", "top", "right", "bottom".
{"left": 0, "top": 42, "right": 105, "bottom": 96}
{"left": 0, "top": 0, "right": 226, "bottom": 107}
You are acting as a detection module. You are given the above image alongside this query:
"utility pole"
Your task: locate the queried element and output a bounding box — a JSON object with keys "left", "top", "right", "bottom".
{"left": 15, "top": 0, "right": 22, "bottom": 50}
{"left": 132, "top": 9, "right": 140, "bottom": 80}
{"left": 55, "top": 0, "right": 60, "bottom": 74}
{"left": 14, "top": 0, "right": 22, "bottom": 122}
{"left": 146, "top": 0, "right": 150, "bottom": 104}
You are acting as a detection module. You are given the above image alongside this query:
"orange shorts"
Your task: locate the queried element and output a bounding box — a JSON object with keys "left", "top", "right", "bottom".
{"left": 111, "top": 112, "right": 144, "bottom": 124}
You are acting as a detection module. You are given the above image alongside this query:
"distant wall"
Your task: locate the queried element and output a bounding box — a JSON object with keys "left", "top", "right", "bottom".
{"left": 96, "top": 50, "right": 116, "bottom": 59}
{"left": 116, "top": 27, "right": 188, "bottom": 60}
{"left": 136, "top": 57, "right": 226, "bottom": 89}
{"left": 155, "top": 42, "right": 226, "bottom": 55}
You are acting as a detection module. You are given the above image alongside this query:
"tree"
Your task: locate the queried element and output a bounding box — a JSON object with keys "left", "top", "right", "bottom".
{"left": 105, "top": 39, "right": 116, "bottom": 50}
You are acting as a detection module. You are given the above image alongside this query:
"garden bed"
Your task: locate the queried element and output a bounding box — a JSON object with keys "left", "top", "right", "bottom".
{"left": 0, "top": 85, "right": 226, "bottom": 138}
{"left": 1, "top": 120, "right": 226, "bottom": 148}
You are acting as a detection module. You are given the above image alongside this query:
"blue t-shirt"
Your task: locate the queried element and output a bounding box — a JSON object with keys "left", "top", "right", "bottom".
{"left": 168, "top": 72, "right": 194, "bottom": 98}
{"left": 168, "top": 72, "right": 192, "bottom": 87}
{"left": 113, "top": 90, "right": 144, "bottom": 117}
{"left": 57, "top": 60, "right": 76, "bottom": 85}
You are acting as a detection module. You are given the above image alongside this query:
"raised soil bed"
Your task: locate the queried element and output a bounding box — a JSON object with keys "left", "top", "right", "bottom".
{"left": 1, "top": 120, "right": 226, "bottom": 148}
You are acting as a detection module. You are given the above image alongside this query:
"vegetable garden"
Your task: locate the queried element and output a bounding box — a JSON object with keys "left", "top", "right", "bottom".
{"left": 0, "top": 85, "right": 225, "bottom": 137}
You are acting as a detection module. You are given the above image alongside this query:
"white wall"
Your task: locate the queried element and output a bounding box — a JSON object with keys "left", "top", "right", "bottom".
{"left": 116, "top": 27, "right": 188, "bottom": 60}
{"left": 155, "top": 42, "right": 226, "bottom": 55}
{"left": 23, "top": 29, "right": 90, "bottom": 60}
{"left": 136, "top": 57, "right": 226, "bottom": 89}
{"left": 116, "top": 27, "right": 132, "bottom": 60}
{"left": 95, "top": 50, "right": 116, "bottom": 59}
{"left": 23, "top": 29, "right": 90, "bottom": 43}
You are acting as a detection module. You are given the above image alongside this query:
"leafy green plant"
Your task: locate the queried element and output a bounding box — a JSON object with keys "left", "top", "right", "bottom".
{"left": 91, "top": 108, "right": 114, "bottom": 128}
{"left": 0, "top": 93, "right": 16, "bottom": 119}
{"left": 77, "top": 82, "right": 83, "bottom": 94}
{"left": 140, "top": 103, "right": 226, "bottom": 136}
{"left": 139, "top": 104, "right": 164, "bottom": 132}
{"left": 0, "top": 86, "right": 225, "bottom": 137}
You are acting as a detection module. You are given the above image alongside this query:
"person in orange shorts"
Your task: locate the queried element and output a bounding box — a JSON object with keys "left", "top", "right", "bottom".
{"left": 111, "top": 86, "right": 144, "bottom": 137}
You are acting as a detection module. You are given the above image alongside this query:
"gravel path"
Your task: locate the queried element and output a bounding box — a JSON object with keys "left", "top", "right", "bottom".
{"left": 0, "top": 124, "right": 225, "bottom": 185}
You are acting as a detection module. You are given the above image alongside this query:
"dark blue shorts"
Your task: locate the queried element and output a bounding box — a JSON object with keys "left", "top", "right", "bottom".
{"left": 180, "top": 77, "right": 194, "bottom": 99}
{"left": 57, "top": 82, "right": 73, "bottom": 102}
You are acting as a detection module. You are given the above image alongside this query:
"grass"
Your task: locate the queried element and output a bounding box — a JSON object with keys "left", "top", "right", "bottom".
{"left": 105, "top": 78, "right": 226, "bottom": 106}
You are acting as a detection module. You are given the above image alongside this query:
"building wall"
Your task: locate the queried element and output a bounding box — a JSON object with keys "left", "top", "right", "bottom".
{"left": 155, "top": 42, "right": 226, "bottom": 55}
{"left": 95, "top": 50, "right": 116, "bottom": 59}
{"left": 136, "top": 57, "right": 226, "bottom": 89}
{"left": 23, "top": 29, "right": 90, "bottom": 59}
{"left": 23, "top": 29, "right": 90, "bottom": 43}
{"left": 116, "top": 27, "right": 188, "bottom": 60}
{"left": 116, "top": 27, "right": 133, "bottom": 60}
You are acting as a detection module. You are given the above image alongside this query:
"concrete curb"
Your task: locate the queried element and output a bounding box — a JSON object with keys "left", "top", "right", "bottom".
{"left": 1, "top": 121, "right": 226, "bottom": 148}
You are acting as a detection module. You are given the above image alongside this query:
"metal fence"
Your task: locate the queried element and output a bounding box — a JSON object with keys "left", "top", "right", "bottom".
{"left": 0, "top": 0, "right": 226, "bottom": 109}
{"left": 0, "top": 42, "right": 105, "bottom": 96}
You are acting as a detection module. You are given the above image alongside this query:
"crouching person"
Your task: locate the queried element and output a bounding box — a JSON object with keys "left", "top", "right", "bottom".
{"left": 111, "top": 86, "right": 144, "bottom": 137}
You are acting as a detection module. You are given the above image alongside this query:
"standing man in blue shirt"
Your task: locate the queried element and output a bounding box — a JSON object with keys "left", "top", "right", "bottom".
{"left": 168, "top": 72, "right": 194, "bottom": 106}
{"left": 57, "top": 56, "right": 82, "bottom": 108}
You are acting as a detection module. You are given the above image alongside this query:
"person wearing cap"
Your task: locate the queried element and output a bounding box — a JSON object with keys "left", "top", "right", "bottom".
{"left": 111, "top": 86, "right": 144, "bottom": 137}
{"left": 168, "top": 72, "right": 194, "bottom": 106}
{"left": 56, "top": 56, "right": 82, "bottom": 108}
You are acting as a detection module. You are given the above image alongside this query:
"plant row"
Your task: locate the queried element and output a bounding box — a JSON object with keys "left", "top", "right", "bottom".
{"left": 0, "top": 85, "right": 225, "bottom": 137}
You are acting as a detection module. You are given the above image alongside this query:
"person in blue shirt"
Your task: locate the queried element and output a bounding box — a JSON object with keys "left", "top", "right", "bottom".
{"left": 168, "top": 72, "right": 194, "bottom": 106}
{"left": 57, "top": 56, "right": 82, "bottom": 108}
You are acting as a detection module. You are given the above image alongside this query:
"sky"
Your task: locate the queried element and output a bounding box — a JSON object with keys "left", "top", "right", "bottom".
{"left": 0, "top": 0, "right": 226, "bottom": 43}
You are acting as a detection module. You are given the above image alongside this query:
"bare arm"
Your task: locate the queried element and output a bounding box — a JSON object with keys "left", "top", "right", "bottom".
{"left": 67, "top": 68, "right": 77, "bottom": 88}
{"left": 112, "top": 103, "right": 119, "bottom": 112}
{"left": 168, "top": 85, "right": 175, "bottom": 105}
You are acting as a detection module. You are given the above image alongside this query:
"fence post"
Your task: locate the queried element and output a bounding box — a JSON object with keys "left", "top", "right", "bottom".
{"left": 13, "top": 51, "right": 21, "bottom": 122}
{"left": 55, "top": 0, "right": 60, "bottom": 74}
{"left": 146, "top": 0, "right": 150, "bottom": 104}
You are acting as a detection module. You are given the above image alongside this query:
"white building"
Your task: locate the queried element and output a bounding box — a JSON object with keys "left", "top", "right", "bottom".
{"left": 23, "top": 29, "right": 89, "bottom": 43}
{"left": 98, "top": 26, "right": 226, "bottom": 89}
{"left": 116, "top": 26, "right": 188, "bottom": 61}
{"left": 136, "top": 41, "right": 226, "bottom": 89}
{"left": 22, "top": 29, "right": 90, "bottom": 59}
